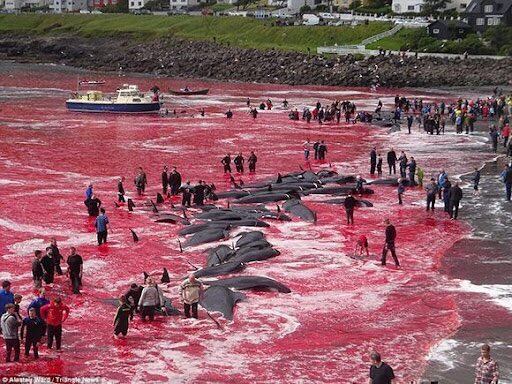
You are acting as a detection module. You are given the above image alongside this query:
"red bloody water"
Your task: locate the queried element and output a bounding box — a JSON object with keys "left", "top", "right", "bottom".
{"left": 0, "top": 65, "right": 502, "bottom": 383}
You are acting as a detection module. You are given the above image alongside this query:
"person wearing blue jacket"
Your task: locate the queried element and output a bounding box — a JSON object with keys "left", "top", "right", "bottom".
{"left": 27, "top": 290, "right": 50, "bottom": 335}
{"left": 437, "top": 170, "right": 448, "bottom": 199}
{"left": 0, "top": 280, "right": 15, "bottom": 319}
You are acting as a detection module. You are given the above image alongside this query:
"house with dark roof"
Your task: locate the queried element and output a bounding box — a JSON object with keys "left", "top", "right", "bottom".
{"left": 427, "top": 20, "right": 473, "bottom": 39}
{"left": 462, "top": 0, "right": 512, "bottom": 32}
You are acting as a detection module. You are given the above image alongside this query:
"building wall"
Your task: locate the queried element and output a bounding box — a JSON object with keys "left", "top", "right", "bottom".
{"left": 4, "top": 0, "right": 23, "bottom": 9}
{"left": 392, "top": 0, "right": 471, "bottom": 13}
{"left": 391, "top": 0, "right": 423, "bottom": 14}
{"left": 128, "top": 0, "right": 146, "bottom": 10}
{"left": 287, "top": 0, "right": 328, "bottom": 11}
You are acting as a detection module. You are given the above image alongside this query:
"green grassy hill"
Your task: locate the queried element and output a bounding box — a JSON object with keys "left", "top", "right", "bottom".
{"left": 0, "top": 14, "right": 392, "bottom": 52}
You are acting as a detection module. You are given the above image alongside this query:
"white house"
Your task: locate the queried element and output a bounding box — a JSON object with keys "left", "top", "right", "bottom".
{"left": 128, "top": 0, "right": 146, "bottom": 10}
{"left": 4, "top": 0, "right": 23, "bottom": 9}
{"left": 168, "top": 0, "right": 197, "bottom": 10}
{"left": 392, "top": 0, "right": 470, "bottom": 13}
{"left": 50, "top": 0, "right": 87, "bottom": 12}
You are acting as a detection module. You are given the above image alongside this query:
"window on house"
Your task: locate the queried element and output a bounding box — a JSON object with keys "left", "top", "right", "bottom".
{"left": 394, "top": 4, "right": 400, "bottom": 12}
{"left": 130, "top": 1, "right": 134, "bottom": 5}
{"left": 460, "top": 3, "right": 466, "bottom": 8}
{"left": 476, "top": 17, "right": 484, "bottom": 25}
{"left": 433, "top": 28, "right": 440, "bottom": 34}
{"left": 484, "top": 4, "right": 493, "bottom": 12}
{"left": 407, "top": 5, "right": 414, "bottom": 10}
{"left": 487, "top": 17, "right": 500, "bottom": 25}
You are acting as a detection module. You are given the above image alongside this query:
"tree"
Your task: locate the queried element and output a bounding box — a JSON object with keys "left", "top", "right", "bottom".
{"left": 349, "top": 0, "right": 361, "bottom": 10}
{"left": 102, "top": 0, "right": 128, "bottom": 13}
{"left": 299, "top": 4, "right": 311, "bottom": 14}
{"left": 234, "top": 0, "right": 258, "bottom": 10}
{"left": 422, "top": 0, "right": 448, "bottom": 16}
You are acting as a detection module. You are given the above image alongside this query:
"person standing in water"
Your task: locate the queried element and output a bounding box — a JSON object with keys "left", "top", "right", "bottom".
{"left": 233, "top": 153, "right": 245, "bottom": 174}
{"left": 113, "top": 295, "right": 131, "bottom": 339}
{"left": 221, "top": 154, "right": 232, "bottom": 173}
{"left": 117, "top": 177, "right": 126, "bottom": 203}
{"left": 179, "top": 274, "right": 203, "bottom": 319}
{"left": 248, "top": 151, "right": 257, "bottom": 173}
{"left": 381, "top": 219, "right": 400, "bottom": 268}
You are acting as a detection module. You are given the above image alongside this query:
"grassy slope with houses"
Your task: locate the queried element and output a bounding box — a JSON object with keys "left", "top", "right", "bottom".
{"left": 0, "top": 13, "right": 392, "bottom": 52}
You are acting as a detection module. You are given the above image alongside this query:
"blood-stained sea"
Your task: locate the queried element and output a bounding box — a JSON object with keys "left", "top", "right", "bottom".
{"left": 0, "top": 63, "right": 510, "bottom": 383}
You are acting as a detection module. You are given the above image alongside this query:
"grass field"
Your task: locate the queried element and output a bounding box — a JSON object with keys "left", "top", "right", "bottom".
{"left": 0, "top": 14, "right": 392, "bottom": 52}
{"left": 365, "top": 28, "right": 418, "bottom": 51}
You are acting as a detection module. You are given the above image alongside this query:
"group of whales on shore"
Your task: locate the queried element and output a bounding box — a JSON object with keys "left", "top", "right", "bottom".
{"left": 126, "top": 169, "right": 399, "bottom": 320}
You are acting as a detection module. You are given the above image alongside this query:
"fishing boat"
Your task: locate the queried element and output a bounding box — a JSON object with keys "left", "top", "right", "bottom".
{"left": 169, "top": 88, "right": 209, "bottom": 96}
{"left": 66, "top": 84, "right": 162, "bottom": 114}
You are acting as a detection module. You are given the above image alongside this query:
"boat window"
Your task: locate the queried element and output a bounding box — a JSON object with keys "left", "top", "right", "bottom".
{"left": 133, "top": 98, "right": 141, "bottom": 102}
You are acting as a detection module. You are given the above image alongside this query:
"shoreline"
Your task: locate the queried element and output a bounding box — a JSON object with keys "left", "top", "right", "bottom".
{"left": 2, "top": 34, "right": 512, "bottom": 88}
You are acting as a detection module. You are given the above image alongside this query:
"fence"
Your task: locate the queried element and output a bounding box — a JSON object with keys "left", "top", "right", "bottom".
{"left": 316, "top": 46, "right": 509, "bottom": 60}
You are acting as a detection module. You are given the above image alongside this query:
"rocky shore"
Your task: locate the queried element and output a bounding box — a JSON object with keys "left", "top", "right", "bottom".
{"left": 1, "top": 34, "right": 512, "bottom": 87}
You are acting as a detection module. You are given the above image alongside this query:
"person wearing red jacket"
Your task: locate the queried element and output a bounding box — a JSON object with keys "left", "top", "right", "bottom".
{"left": 40, "top": 297, "right": 70, "bottom": 350}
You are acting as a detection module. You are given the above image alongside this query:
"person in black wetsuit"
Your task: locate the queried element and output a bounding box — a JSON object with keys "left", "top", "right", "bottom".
{"left": 193, "top": 181, "right": 206, "bottom": 206}
{"left": 41, "top": 247, "right": 55, "bottom": 285}
{"left": 117, "top": 177, "right": 126, "bottom": 203}
{"left": 221, "top": 154, "right": 232, "bottom": 173}
{"left": 370, "top": 147, "right": 377, "bottom": 175}
{"left": 32, "top": 250, "right": 44, "bottom": 289}
{"left": 49, "top": 238, "right": 63, "bottom": 276}
{"left": 113, "top": 295, "right": 131, "bottom": 339}
{"left": 248, "top": 151, "right": 257, "bottom": 173}
{"left": 387, "top": 148, "right": 397, "bottom": 175}
{"left": 398, "top": 151, "right": 408, "bottom": 178}
{"left": 169, "top": 167, "right": 182, "bottom": 196}
{"left": 180, "top": 181, "right": 193, "bottom": 207}
{"left": 318, "top": 141, "right": 327, "bottom": 161}
{"left": 125, "top": 283, "right": 143, "bottom": 320}
{"left": 407, "top": 156, "right": 417, "bottom": 185}
{"left": 442, "top": 177, "right": 452, "bottom": 213}
{"left": 381, "top": 219, "right": 400, "bottom": 268}
{"left": 233, "top": 153, "right": 244, "bottom": 173}
{"left": 449, "top": 182, "right": 463, "bottom": 219}
{"left": 85, "top": 194, "right": 101, "bottom": 217}
{"left": 21, "top": 308, "right": 44, "bottom": 359}
{"left": 66, "top": 247, "right": 83, "bottom": 294}
{"left": 343, "top": 193, "right": 357, "bottom": 225}
{"left": 161, "top": 166, "right": 169, "bottom": 195}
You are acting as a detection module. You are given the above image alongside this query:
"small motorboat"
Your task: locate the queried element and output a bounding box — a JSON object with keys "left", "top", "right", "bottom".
{"left": 79, "top": 80, "right": 106, "bottom": 86}
{"left": 169, "top": 88, "right": 209, "bottom": 96}
{"left": 66, "top": 84, "right": 162, "bottom": 114}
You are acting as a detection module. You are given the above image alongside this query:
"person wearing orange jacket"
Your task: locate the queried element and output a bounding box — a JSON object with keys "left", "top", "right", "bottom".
{"left": 40, "top": 297, "right": 70, "bottom": 350}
